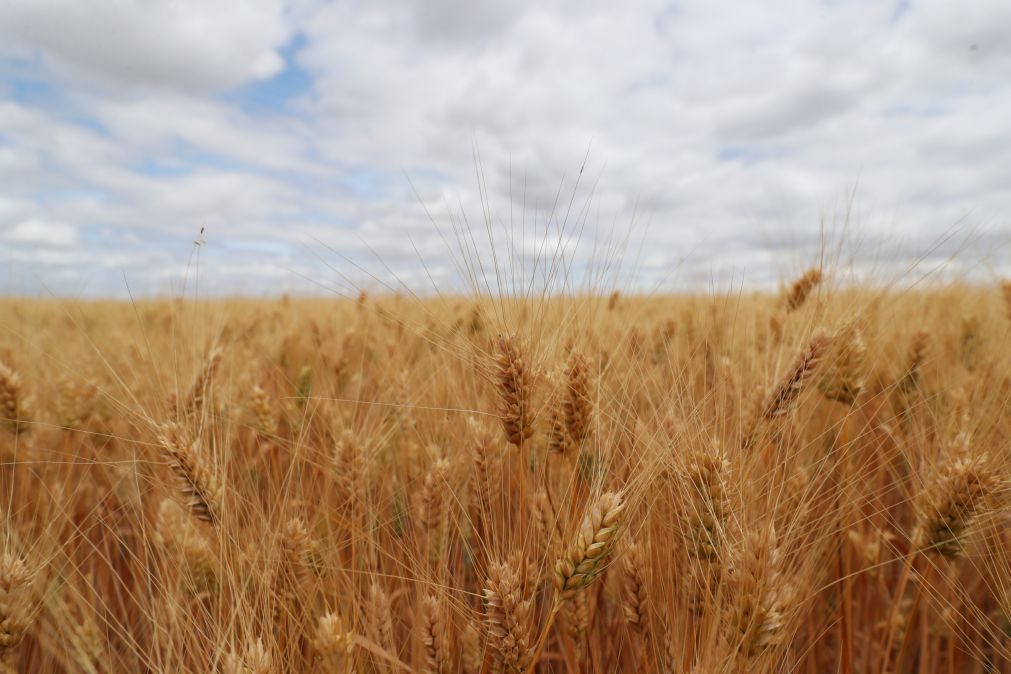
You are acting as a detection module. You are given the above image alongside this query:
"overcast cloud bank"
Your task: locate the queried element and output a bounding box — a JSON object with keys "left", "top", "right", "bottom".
{"left": 1, "top": 0, "right": 1009, "bottom": 297}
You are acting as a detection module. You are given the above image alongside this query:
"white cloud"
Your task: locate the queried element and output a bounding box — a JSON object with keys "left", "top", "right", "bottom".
{"left": 0, "top": 0, "right": 1009, "bottom": 297}
{"left": 4, "top": 218, "right": 77, "bottom": 246}
{"left": 0, "top": 0, "right": 290, "bottom": 93}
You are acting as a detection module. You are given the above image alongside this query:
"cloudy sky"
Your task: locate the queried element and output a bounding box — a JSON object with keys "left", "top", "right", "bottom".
{"left": 1, "top": 0, "right": 1009, "bottom": 297}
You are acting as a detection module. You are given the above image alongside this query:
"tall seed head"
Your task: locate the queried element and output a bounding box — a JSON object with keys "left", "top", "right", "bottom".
{"left": 563, "top": 351, "right": 592, "bottom": 447}
{"left": 913, "top": 440, "right": 1001, "bottom": 557}
{"left": 621, "top": 542, "right": 649, "bottom": 633}
{"left": 420, "top": 594, "right": 451, "bottom": 674}
{"left": 762, "top": 331, "right": 832, "bottom": 420}
{"left": 483, "top": 561, "right": 534, "bottom": 673}
{"left": 683, "top": 441, "right": 731, "bottom": 560}
{"left": 726, "top": 525, "right": 791, "bottom": 657}
{"left": 818, "top": 326, "right": 867, "bottom": 405}
{"left": 553, "top": 491, "right": 626, "bottom": 601}
{"left": 784, "top": 268, "right": 822, "bottom": 312}
{"left": 495, "top": 335, "right": 534, "bottom": 447}
{"left": 157, "top": 423, "right": 223, "bottom": 526}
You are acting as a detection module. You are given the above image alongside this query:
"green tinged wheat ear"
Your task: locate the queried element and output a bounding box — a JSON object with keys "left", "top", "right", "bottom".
{"left": 156, "top": 423, "right": 223, "bottom": 525}
{"left": 483, "top": 561, "right": 534, "bottom": 672}
{"left": 496, "top": 335, "right": 534, "bottom": 447}
{"left": 761, "top": 331, "right": 832, "bottom": 419}
{"left": 553, "top": 491, "right": 626, "bottom": 601}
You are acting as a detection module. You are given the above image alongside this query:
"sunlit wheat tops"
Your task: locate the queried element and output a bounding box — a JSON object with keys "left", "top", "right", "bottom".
{"left": 8, "top": 281, "right": 1011, "bottom": 673}
{"left": 496, "top": 335, "right": 534, "bottom": 447}
{"left": 554, "top": 491, "right": 626, "bottom": 601}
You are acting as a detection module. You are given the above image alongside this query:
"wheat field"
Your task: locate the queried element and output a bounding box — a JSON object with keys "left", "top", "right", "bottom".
{"left": 1, "top": 272, "right": 1010, "bottom": 673}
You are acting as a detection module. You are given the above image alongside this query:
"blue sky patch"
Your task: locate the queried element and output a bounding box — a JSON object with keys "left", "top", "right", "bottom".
{"left": 228, "top": 33, "right": 314, "bottom": 115}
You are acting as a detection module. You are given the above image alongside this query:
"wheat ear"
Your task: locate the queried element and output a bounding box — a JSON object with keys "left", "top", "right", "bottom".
{"left": 483, "top": 561, "right": 534, "bottom": 673}
{"left": 761, "top": 331, "right": 832, "bottom": 419}
{"left": 496, "top": 335, "right": 534, "bottom": 448}
{"left": 156, "top": 423, "right": 223, "bottom": 525}
{"left": 553, "top": 491, "right": 626, "bottom": 601}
